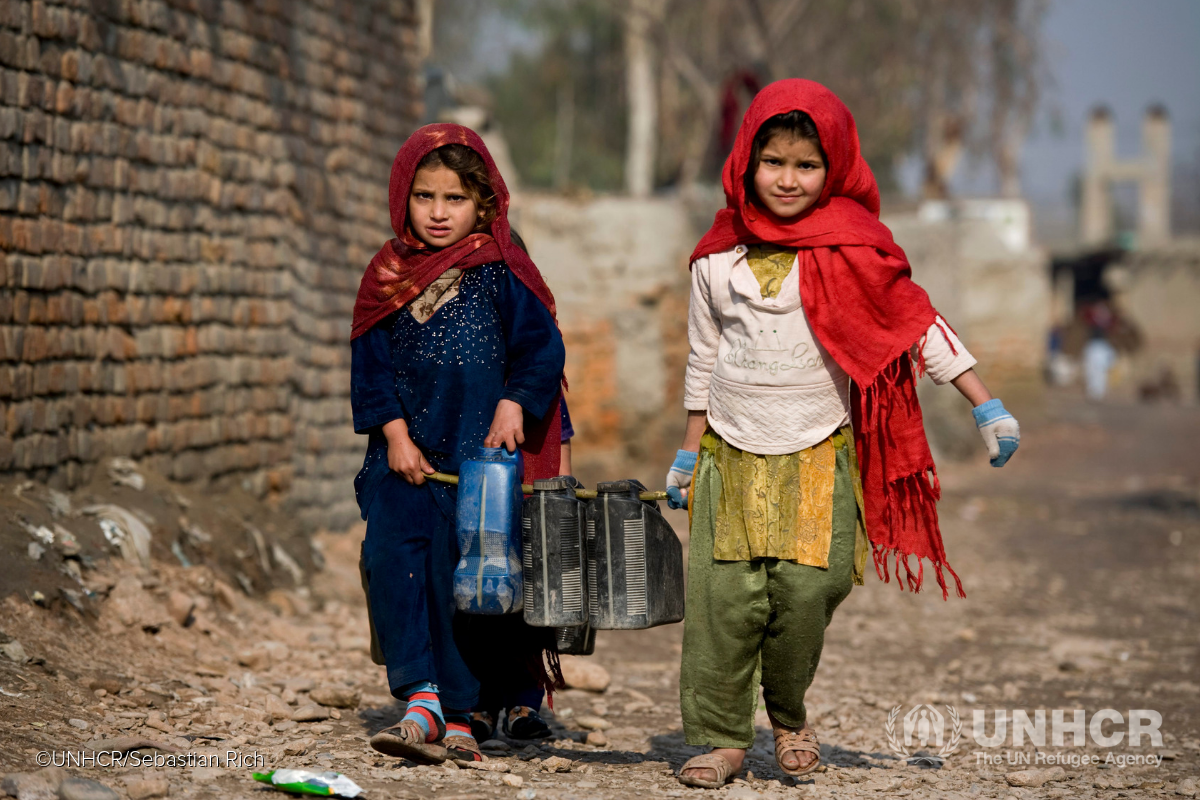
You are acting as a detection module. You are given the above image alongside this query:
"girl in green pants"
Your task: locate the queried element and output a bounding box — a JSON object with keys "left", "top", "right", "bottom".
{"left": 664, "top": 80, "right": 1020, "bottom": 788}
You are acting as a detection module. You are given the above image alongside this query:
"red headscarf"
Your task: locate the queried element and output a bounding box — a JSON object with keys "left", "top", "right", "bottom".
{"left": 693, "top": 79, "right": 963, "bottom": 599}
{"left": 352, "top": 123, "right": 562, "bottom": 480}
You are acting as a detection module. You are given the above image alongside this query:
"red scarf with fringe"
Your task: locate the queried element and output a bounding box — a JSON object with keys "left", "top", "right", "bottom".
{"left": 691, "top": 79, "right": 963, "bottom": 599}
{"left": 352, "top": 123, "right": 562, "bottom": 482}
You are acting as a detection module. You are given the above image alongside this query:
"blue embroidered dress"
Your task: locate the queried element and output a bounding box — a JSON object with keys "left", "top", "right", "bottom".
{"left": 351, "top": 261, "right": 564, "bottom": 706}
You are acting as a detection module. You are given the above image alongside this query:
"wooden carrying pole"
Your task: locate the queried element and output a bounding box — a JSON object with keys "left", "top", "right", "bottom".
{"left": 425, "top": 472, "right": 668, "bottom": 502}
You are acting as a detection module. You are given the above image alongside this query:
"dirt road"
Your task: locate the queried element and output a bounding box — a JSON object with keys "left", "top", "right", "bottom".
{"left": 1, "top": 394, "right": 1197, "bottom": 799}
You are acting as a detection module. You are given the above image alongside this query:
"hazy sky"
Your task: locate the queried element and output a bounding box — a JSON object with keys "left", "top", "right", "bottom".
{"left": 952, "top": 0, "right": 1200, "bottom": 212}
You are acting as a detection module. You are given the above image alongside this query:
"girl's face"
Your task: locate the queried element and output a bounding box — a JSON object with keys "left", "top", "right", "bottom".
{"left": 752, "top": 135, "right": 827, "bottom": 218}
{"left": 408, "top": 166, "right": 482, "bottom": 248}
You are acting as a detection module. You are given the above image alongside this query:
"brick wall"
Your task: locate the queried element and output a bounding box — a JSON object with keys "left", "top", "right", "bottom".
{"left": 0, "top": 0, "right": 427, "bottom": 531}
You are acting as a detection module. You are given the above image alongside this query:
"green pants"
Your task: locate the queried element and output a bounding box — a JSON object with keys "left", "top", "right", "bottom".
{"left": 679, "top": 437, "right": 858, "bottom": 748}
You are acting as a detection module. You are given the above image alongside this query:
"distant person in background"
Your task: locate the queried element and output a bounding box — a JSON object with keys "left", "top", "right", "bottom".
{"left": 351, "top": 125, "right": 565, "bottom": 765}
{"left": 1078, "top": 299, "right": 1142, "bottom": 401}
{"left": 1082, "top": 331, "right": 1117, "bottom": 400}
{"left": 665, "top": 80, "right": 1020, "bottom": 789}
{"left": 1046, "top": 326, "right": 1077, "bottom": 387}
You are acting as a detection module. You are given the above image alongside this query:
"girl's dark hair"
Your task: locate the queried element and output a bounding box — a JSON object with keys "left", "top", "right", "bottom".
{"left": 743, "top": 110, "right": 827, "bottom": 202}
{"left": 415, "top": 143, "right": 498, "bottom": 231}
{"left": 509, "top": 228, "right": 529, "bottom": 255}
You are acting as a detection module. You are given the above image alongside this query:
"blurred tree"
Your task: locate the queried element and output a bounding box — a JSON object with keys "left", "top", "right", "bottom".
{"left": 440, "top": 0, "right": 1048, "bottom": 198}
{"left": 487, "top": 0, "right": 628, "bottom": 192}
{"left": 624, "top": 0, "right": 669, "bottom": 197}
{"left": 985, "top": 0, "right": 1048, "bottom": 198}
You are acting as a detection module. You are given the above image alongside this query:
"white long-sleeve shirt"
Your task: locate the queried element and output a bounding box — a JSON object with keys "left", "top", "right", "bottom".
{"left": 684, "top": 245, "right": 976, "bottom": 455}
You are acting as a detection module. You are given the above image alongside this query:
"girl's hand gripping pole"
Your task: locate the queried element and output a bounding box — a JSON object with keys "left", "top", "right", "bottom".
{"left": 665, "top": 449, "right": 698, "bottom": 509}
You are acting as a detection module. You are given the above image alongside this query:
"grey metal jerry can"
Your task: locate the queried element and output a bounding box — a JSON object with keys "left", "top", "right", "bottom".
{"left": 521, "top": 476, "right": 589, "bottom": 628}
{"left": 554, "top": 620, "right": 596, "bottom": 656}
{"left": 585, "top": 479, "right": 685, "bottom": 630}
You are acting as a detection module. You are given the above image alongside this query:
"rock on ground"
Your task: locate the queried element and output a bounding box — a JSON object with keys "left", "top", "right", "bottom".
{"left": 1006, "top": 766, "right": 1067, "bottom": 787}
{"left": 559, "top": 655, "right": 612, "bottom": 692}
{"left": 57, "top": 778, "right": 120, "bottom": 800}
{"left": 309, "top": 685, "right": 361, "bottom": 708}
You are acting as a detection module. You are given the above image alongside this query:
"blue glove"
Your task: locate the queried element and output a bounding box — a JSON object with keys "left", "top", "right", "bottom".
{"left": 972, "top": 399, "right": 1019, "bottom": 467}
{"left": 665, "top": 449, "right": 697, "bottom": 509}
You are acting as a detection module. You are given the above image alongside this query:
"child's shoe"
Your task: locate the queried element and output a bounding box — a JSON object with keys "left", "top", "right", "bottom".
{"left": 502, "top": 705, "right": 552, "bottom": 740}
{"left": 369, "top": 681, "right": 448, "bottom": 763}
{"left": 469, "top": 710, "right": 497, "bottom": 743}
{"left": 445, "top": 711, "right": 483, "bottom": 763}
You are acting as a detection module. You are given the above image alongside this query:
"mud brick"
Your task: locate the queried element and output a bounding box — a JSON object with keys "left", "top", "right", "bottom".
{"left": 21, "top": 294, "right": 45, "bottom": 325}
{"left": 0, "top": 139, "right": 21, "bottom": 176}
{"left": 53, "top": 79, "right": 74, "bottom": 114}
{"left": 5, "top": 363, "right": 32, "bottom": 399}
{"left": 14, "top": 431, "right": 65, "bottom": 468}
{"left": 0, "top": 178, "right": 15, "bottom": 212}
{"left": 65, "top": 427, "right": 89, "bottom": 461}
{"left": 143, "top": 425, "right": 163, "bottom": 453}
{"left": 102, "top": 325, "right": 136, "bottom": 360}
{"left": 102, "top": 291, "right": 132, "bottom": 324}
{"left": 11, "top": 291, "right": 30, "bottom": 326}
{"left": 36, "top": 361, "right": 67, "bottom": 394}
{"left": 6, "top": 400, "right": 32, "bottom": 437}
{"left": 109, "top": 395, "right": 137, "bottom": 426}
{"left": 45, "top": 293, "right": 81, "bottom": 325}
{"left": 60, "top": 362, "right": 80, "bottom": 394}
{"left": 168, "top": 390, "right": 204, "bottom": 420}
{"left": 0, "top": 366, "right": 16, "bottom": 400}
{"left": 96, "top": 362, "right": 125, "bottom": 393}
{"left": 5, "top": 292, "right": 28, "bottom": 326}
{"left": 31, "top": 290, "right": 60, "bottom": 324}
{"left": 20, "top": 326, "right": 48, "bottom": 361}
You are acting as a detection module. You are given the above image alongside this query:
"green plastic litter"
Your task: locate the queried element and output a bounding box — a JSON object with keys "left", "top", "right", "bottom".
{"left": 252, "top": 770, "right": 363, "bottom": 798}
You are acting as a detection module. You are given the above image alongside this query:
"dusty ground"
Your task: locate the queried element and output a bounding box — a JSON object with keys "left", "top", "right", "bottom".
{"left": 1, "top": 393, "right": 1197, "bottom": 800}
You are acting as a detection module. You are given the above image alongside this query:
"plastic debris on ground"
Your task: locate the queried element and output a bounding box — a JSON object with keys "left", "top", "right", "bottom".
{"left": 107, "top": 457, "right": 146, "bottom": 491}
{"left": 81, "top": 504, "right": 152, "bottom": 568}
{"left": 16, "top": 517, "right": 55, "bottom": 545}
{"left": 252, "top": 770, "right": 363, "bottom": 798}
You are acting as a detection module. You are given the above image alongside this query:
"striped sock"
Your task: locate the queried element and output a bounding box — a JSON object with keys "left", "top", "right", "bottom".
{"left": 444, "top": 709, "right": 472, "bottom": 738}
{"left": 444, "top": 709, "right": 480, "bottom": 761}
{"left": 401, "top": 681, "right": 444, "bottom": 744}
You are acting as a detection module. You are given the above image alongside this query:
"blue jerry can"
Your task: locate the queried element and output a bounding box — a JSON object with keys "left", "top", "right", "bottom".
{"left": 453, "top": 447, "right": 524, "bottom": 614}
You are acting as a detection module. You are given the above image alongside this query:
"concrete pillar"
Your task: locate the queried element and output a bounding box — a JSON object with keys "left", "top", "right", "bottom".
{"left": 1081, "top": 106, "right": 1114, "bottom": 246}
{"left": 1140, "top": 104, "right": 1171, "bottom": 246}
{"left": 1079, "top": 104, "right": 1173, "bottom": 247}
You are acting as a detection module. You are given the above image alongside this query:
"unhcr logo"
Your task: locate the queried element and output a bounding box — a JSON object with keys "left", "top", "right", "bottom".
{"left": 886, "top": 704, "right": 963, "bottom": 765}
{"left": 886, "top": 706, "right": 1165, "bottom": 767}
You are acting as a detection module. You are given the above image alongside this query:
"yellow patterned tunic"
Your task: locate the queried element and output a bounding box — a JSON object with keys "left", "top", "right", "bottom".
{"left": 690, "top": 244, "right": 869, "bottom": 579}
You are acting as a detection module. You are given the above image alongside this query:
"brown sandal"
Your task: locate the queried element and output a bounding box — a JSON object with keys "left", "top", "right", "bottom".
{"left": 678, "top": 752, "right": 739, "bottom": 789}
{"left": 774, "top": 726, "right": 821, "bottom": 777}
{"left": 369, "top": 720, "right": 449, "bottom": 764}
{"left": 444, "top": 733, "right": 484, "bottom": 765}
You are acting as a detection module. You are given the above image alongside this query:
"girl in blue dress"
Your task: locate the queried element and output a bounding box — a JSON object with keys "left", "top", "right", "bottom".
{"left": 351, "top": 124, "right": 565, "bottom": 764}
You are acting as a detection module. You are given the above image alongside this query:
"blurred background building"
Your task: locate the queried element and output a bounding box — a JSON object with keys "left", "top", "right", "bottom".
{"left": 2, "top": 0, "right": 1198, "bottom": 524}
